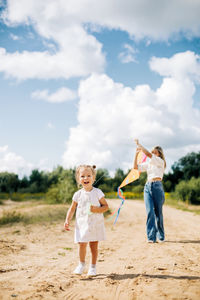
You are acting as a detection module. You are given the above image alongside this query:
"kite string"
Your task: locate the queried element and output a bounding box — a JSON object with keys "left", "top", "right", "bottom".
{"left": 93, "top": 173, "right": 105, "bottom": 186}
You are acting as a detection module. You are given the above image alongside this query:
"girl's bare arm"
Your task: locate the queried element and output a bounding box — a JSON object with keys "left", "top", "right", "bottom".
{"left": 90, "top": 197, "right": 109, "bottom": 213}
{"left": 64, "top": 201, "right": 77, "bottom": 230}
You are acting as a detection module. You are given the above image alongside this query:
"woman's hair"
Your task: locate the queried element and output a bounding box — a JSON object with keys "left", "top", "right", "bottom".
{"left": 75, "top": 165, "right": 97, "bottom": 185}
{"left": 153, "top": 146, "right": 166, "bottom": 168}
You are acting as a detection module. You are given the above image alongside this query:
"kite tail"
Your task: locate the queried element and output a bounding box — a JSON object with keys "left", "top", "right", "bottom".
{"left": 114, "top": 187, "right": 126, "bottom": 224}
{"left": 113, "top": 151, "right": 147, "bottom": 224}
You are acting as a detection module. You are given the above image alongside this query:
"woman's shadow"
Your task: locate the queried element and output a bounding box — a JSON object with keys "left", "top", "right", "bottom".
{"left": 165, "top": 239, "right": 200, "bottom": 244}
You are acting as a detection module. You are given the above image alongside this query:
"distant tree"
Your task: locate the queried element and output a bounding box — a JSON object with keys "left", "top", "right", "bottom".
{"left": 17, "top": 175, "right": 30, "bottom": 192}
{"left": 19, "top": 176, "right": 29, "bottom": 189}
{"left": 175, "top": 177, "right": 200, "bottom": 204}
{"left": 29, "top": 169, "right": 49, "bottom": 193}
{"left": 94, "top": 168, "right": 110, "bottom": 188}
{"left": 112, "top": 168, "right": 125, "bottom": 191}
{"left": 164, "top": 151, "right": 200, "bottom": 191}
{"left": 47, "top": 165, "right": 64, "bottom": 186}
{"left": 0, "top": 172, "right": 19, "bottom": 193}
{"left": 178, "top": 152, "right": 200, "bottom": 180}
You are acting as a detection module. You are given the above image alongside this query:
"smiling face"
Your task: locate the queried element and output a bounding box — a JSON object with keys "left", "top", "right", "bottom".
{"left": 78, "top": 167, "right": 95, "bottom": 191}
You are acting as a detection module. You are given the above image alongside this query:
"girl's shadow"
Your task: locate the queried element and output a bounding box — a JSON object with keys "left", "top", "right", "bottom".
{"left": 107, "top": 273, "right": 200, "bottom": 281}
{"left": 80, "top": 272, "right": 200, "bottom": 281}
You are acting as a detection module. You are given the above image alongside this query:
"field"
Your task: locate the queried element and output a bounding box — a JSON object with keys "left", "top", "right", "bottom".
{"left": 0, "top": 199, "right": 200, "bottom": 300}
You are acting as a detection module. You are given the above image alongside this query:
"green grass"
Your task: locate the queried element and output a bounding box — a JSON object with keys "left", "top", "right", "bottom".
{"left": 0, "top": 193, "right": 10, "bottom": 200}
{"left": 0, "top": 204, "right": 68, "bottom": 226}
{"left": 0, "top": 211, "right": 23, "bottom": 225}
{"left": 12, "top": 230, "right": 21, "bottom": 234}
{"left": 58, "top": 252, "right": 66, "bottom": 256}
{"left": 23, "top": 207, "right": 67, "bottom": 225}
{"left": 63, "top": 247, "right": 72, "bottom": 251}
{"left": 165, "top": 198, "right": 200, "bottom": 215}
{"left": 0, "top": 193, "right": 46, "bottom": 202}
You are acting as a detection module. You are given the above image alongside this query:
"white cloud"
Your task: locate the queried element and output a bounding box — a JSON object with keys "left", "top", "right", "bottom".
{"left": 0, "top": 145, "right": 9, "bottom": 153}
{"left": 0, "top": 43, "right": 104, "bottom": 80}
{"left": 0, "top": 145, "right": 52, "bottom": 177}
{"left": 10, "top": 33, "right": 20, "bottom": 40}
{"left": 118, "top": 44, "right": 138, "bottom": 64}
{"left": 47, "top": 122, "right": 55, "bottom": 129}
{"left": 149, "top": 51, "right": 200, "bottom": 81}
{"left": 31, "top": 87, "right": 77, "bottom": 103}
{"left": 63, "top": 52, "right": 200, "bottom": 173}
{"left": 150, "top": 51, "right": 200, "bottom": 129}
{"left": 0, "top": 1, "right": 105, "bottom": 80}
{"left": 1, "top": 1, "right": 200, "bottom": 80}
{"left": 0, "top": 145, "right": 33, "bottom": 177}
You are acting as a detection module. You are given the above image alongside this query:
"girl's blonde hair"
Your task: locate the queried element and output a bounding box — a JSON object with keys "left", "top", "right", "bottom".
{"left": 153, "top": 146, "right": 166, "bottom": 168}
{"left": 75, "top": 165, "right": 97, "bottom": 185}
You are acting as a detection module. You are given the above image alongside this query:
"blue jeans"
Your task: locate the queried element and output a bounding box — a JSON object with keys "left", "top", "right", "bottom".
{"left": 144, "top": 181, "right": 165, "bottom": 242}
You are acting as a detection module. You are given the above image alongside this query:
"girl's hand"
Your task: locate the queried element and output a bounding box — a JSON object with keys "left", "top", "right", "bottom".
{"left": 64, "top": 222, "right": 70, "bottom": 231}
{"left": 90, "top": 205, "right": 96, "bottom": 213}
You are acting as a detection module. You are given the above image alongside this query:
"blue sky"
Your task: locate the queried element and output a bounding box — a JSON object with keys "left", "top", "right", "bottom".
{"left": 0, "top": 0, "right": 200, "bottom": 177}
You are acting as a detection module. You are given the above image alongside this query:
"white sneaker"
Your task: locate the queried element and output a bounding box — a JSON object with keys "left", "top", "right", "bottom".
{"left": 147, "top": 240, "right": 154, "bottom": 243}
{"left": 73, "top": 263, "right": 85, "bottom": 275}
{"left": 87, "top": 266, "right": 97, "bottom": 276}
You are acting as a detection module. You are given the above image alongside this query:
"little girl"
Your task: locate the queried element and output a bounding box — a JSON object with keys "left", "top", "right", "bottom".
{"left": 64, "top": 165, "right": 109, "bottom": 276}
{"left": 134, "top": 139, "right": 166, "bottom": 243}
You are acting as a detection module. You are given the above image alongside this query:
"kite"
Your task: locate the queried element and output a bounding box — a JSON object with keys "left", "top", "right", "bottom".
{"left": 113, "top": 150, "right": 147, "bottom": 224}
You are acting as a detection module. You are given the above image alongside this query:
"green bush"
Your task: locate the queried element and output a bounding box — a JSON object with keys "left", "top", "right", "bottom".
{"left": 175, "top": 177, "right": 200, "bottom": 204}
{"left": 46, "top": 183, "right": 74, "bottom": 204}
{"left": 0, "top": 193, "right": 10, "bottom": 200}
{"left": 0, "top": 192, "right": 45, "bottom": 202}
{"left": 46, "top": 170, "right": 77, "bottom": 204}
{"left": 132, "top": 185, "right": 144, "bottom": 193}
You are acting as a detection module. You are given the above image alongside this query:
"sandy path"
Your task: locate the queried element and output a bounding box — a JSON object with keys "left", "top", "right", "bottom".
{"left": 0, "top": 199, "right": 200, "bottom": 300}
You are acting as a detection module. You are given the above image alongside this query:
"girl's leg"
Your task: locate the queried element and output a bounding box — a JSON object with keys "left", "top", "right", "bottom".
{"left": 88, "top": 241, "right": 98, "bottom": 276}
{"left": 89, "top": 241, "right": 98, "bottom": 265}
{"left": 79, "top": 242, "right": 87, "bottom": 263}
{"left": 73, "top": 242, "right": 87, "bottom": 275}
{"left": 144, "top": 183, "right": 157, "bottom": 242}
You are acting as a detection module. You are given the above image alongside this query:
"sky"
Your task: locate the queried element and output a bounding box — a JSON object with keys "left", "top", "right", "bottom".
{"left": 0, "top": 0, "right": 200, "bottom": 177}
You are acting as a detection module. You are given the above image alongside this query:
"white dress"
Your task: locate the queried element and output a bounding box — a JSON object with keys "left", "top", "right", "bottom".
{"left": 73, "top": 187, "right": 106, "bottom": 243}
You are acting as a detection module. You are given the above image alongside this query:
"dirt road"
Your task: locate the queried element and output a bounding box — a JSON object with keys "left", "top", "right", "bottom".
{"left": 0, "top": 199, "right": 200, "bottom": 300}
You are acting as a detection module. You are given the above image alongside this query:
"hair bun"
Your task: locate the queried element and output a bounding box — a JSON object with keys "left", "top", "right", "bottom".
{"left": 92, "top": 165, "right": 96, "bottom": 169}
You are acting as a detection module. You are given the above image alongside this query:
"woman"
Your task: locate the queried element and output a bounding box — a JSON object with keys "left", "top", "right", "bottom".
{"left": 134, "top": 139, "right": 166, "bottom": 243}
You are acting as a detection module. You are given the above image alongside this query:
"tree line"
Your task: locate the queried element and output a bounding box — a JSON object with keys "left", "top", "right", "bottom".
{"left": 0, "top": 151, "right": 200, "bottom": 204}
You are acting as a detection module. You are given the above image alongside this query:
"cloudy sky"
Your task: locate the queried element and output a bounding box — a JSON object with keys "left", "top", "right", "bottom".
{"left": 0, "top": 0, "right": 200, "bottom": 177}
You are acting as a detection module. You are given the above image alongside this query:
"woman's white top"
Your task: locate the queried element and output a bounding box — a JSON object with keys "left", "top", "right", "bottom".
{"left": 138, "top": 154, "right": 165, "bottom": 181}
{"left": 72, "top": 187, "right": 106, "bottom": 243}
